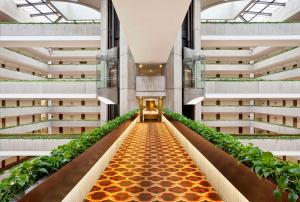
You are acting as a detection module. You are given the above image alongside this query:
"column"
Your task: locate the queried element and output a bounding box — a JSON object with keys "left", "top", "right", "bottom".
{"left": 165, "top": 31, "right": 182, "bottom": 113}
{"left": 139, "top": 97, "right": 143, "bottom": 122}
{"left": 249, "top": 99, "right": 255, "bottom": 134}
{"left": 100, "top": 0, "right": 108, "bottom": 124}
{"left": 47, "top": 99, "right": 52, "bottom": 134}
{"left": 158, "top": 97, "right": 163, "bottom": 121}
{"left": 194, "top": 0, "right": 202, "bottom": 121}
{"left": 119, "top": 28, "right": 137, "bottom": 115}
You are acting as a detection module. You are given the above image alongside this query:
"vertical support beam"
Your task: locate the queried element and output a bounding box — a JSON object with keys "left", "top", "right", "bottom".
{"left": 193, "top": 0, "right": 202, "bottom": 121}
{"left": 250, "top": 99, "right": 255, "bottom": 134}
{"left": 158, "top": 97, "right": 163, "bottom": 121}
{"left": 139, "top": 97, "right": 143, "bottom": 122}
{"left": 100, "top": 0, "right": 108, "bottom": 124}
{"left": 165, "top": 31, "right": 182, "bottom": 113}
{"left": 47, "top": 99, "right": 52, "bottom": 134}
{"left": 119, "top": 28, "right": 137, "bottom": 115}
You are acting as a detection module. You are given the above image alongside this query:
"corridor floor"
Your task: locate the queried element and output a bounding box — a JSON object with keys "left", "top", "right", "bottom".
{"left": 85, "top": 123, "right": 223, "bottom": 202}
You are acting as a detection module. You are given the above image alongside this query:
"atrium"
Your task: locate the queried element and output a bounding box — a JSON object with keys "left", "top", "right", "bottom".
{"left": 0, "top": 0, "right": 299, "bottom": 201}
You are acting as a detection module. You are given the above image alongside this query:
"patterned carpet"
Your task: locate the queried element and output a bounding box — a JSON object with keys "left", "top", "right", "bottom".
{"left": 85, "top": 123, "right": 223, "bottom": 202}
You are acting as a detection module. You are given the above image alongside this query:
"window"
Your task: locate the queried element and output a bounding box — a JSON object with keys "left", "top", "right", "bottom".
{"left": 81, "top": 100, "right": 85, "bottom": 106}
{"left": 32, "top": 100, "right": 35, "bottom": 106}
{"left": 216, "top": 100, "right": 220, "bottom": 106}
{"left": 267, "top": 115, "right": 270, "bottom": 122}
{"left": 283, "top": 100, "right": 286, "bottom": 107}
{"left": 239, "top": 127, "right": 243, "bottom": 134}
{"left": 59, "top": 74, "right": 63, "bottom": 78}
{"left": 81, "top": 114, "right": 85, "bottom": 120}
{"left": 81, "top": 127, "right": 85, "bottom": 133}
{"left": 216, "top": 114, "right": 220, "bottom": 120}
{"left": 239, "top": 114, "right": 243, "bottom": 120}
{"left": 216, "top": 61, "right": 220, "bottom": 64}
{"left": 32, "top": 115, "right": 35, "bottom": 122}
{"left": 283, "top": 117, "right": 286, "bottom": 125}
{"left": 98, "top": 114, "right": 101, "bottom": 120}
{"left": 98, "top": 101, "right": 101, "bottom": 106}
{"left": 216, "top": 74, "right": 220, "bottom": 78}
{"left": 17, "top": 117, "right": 20, "bottom": 126}
{"left": 293, "top": 118, "right": 297, "bottom": 128}
{"left": 2, "top": 118, "right": 5, "bottom": 128}
{"left": 293, "top": 100, "right": 297, "bottom": 107}
{"left": 59, "top": 100, "right": 63, "bottom": 106}
{"left": 32, "top": 72, "right": 35, "bottom": 75}
{"left": 238, "top": 61, "right": 243, "bottom": 64}
{"left": 80, "top": 61, "right": 87, "bottom": 64}
{"left": 267, "top": 100, "right": 270, "bottom": 106}
{"left": 1, "top": 64, "right": 5, "bottom": 68}
{"left": 216, "top": 127, "right": 220, "bottom": 132}
{"left": 59, "top": 114, "right": 63, "bottom": 120}
{"left": 16, "top": 100, "right": 20, "bottom": 107}
{"left": 239, "top": 74, "right": 243, "bottom": 78}
{"left": 239, "top": 100, "right": 243, "bottom": 106}
{"left": 1, "top": 100, "right": 5, "bottom": 107}
{"left": 59, "top": 61, "right": 63, "bottom": 64}
{"left": 81, "top": 74, "right": 85, "bottom": 78}
{"left": 16, "top": 68, "right": 20, "bottom": 71}
{"left": 59, "top": 127, "right": 63, "bottom": 133}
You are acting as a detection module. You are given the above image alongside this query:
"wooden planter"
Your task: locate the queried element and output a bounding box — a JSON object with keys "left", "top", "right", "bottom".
{"left": 168, "top": 119, "right": 295, "bottom": 202}
{"left": 19, "top": 120, "right": 134, "bottom": 202}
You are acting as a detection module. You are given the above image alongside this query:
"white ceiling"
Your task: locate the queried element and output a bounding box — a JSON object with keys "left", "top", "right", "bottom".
{"left": 112, "top": 0, "right": 191, "bottom": 64}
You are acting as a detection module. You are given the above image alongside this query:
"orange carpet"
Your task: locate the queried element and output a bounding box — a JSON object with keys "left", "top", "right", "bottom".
{"left": 85, "top": 122, "right": 223, "bottom": 202}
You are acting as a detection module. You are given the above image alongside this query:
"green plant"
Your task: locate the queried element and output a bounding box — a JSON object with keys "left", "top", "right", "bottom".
{"left": 0, "top": 109, "right": 137, "bottom": 201}
{"left": 164, "top": 109, "right": 300, "bottom": 202}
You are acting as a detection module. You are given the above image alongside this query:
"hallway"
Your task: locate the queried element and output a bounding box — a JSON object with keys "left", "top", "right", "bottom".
{"left": 85, "top": 123, "right": 222, "bottom": 202}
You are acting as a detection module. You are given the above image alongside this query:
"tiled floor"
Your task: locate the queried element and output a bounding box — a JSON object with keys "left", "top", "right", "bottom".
{"left": 85, "top": 123, "right": 223, "bottom": 202}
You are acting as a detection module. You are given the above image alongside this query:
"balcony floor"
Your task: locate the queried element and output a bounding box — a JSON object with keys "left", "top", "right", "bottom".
{"left": 85, "top": 122, "right": 222, "bottom": 202}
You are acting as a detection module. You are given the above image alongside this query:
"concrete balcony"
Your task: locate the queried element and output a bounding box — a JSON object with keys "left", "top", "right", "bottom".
{"left": 0, "top": 80, "right": 97, "bottom": 99}
{"left": 51, "top": 120, "right": 101, "bottom": 128}
{"left": 0, "top": 106, "right": 48, "bottom": 118}
{"left": 205, "top": 81, "right": 300, "bottom": 99}
{"left": 240, "top": 139, "right": 300, "bottom": 152}
{"left": 253, "top": 121, "right": 300, "bottom": 134}
{"left": 136, "top": 76, "right": 166, "bottom": 97}
{"left": 203, "top": 120, "right": 250, "bottom": 127}
{"left": 254, "top": 47, "right": 300, "bottom": 71}
{"left": 203, "top": 50, "right": 252, "bottom": 58}
{"left": 0, "top": 139, "right": 70, "bottom": 151}
{"left": 205, "top": 64, "right": 251, "bottom": 73}
{"left": 0, "top": 121, "right": 50, "bottom": 134}
{"left": 49, "top": 64, "right": 96, "bottom": 73}
{"left": 0, "top": 68, "right": 45, "bottom": 80}
{"left": 0, "top": 48, "right": 48, "bottom": 72}
{"left": 252, "top": 106, "right": 300, "bottom": 117}
{"left": 260, "top": 68, "right": 300, "bottom": 80}
{"left": 201, "top": 23, "right": 300, "bottom": 47}
{"left": 202, "top": 105, "right": 300, "bottom": 117}
{"left": 51, "top": 106, "right": 101, "bottom": 113}
{"left": 202, "top": 106, "right": 251, "bottom": 113}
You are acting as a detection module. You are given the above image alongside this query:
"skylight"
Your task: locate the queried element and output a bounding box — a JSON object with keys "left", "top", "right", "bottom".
{"left": 12, "top": 0, "right": 61, "bottom": 22}
{"left": 240, "top": 0, "right": 288, "bottom": 22}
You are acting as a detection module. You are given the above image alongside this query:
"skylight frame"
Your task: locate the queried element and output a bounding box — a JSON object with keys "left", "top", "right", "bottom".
{"left": 240, "top": 0, "right": 288, "bottom": 22}
{"left": 13, "top": 0, "right": 61, "bottom": 22}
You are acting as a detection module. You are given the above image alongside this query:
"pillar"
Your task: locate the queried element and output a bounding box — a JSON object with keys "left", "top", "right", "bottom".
{"left": 158, "top": 97, "right": 163, "bottom": 121}
{"left": 139, "top": 97, "right": 143, "bottom": 122}
{"left": 47, "top": 99, "right": 52, "bottom": 134}
{"left": 250, "top": 99, "right": 255, "bottom": 134}
{"left": 165, "top": 31, "right": 182, "bottom": 113}
{"left": 194, "top": 0, "right": 202, "bottom": 121}
{"left": 119, "top": 28, "right": 137, "bottom": 115}
{"left": 100, "top": 0, "right": 108, "bottom": 124}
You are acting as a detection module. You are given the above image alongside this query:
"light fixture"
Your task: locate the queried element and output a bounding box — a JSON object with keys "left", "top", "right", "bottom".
{"left": 139, "top": 64, "right": 143, "bottom": 68}
{"left": 159, "top": 64, "right": 163, "bottom": 68}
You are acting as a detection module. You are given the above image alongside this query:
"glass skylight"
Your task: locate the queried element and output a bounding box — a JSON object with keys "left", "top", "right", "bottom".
{"left": 240, "top": 0, "right": 288, "bottom": 22}
{"left": 12, "top": 0, "right": 61, "bottom": 22}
